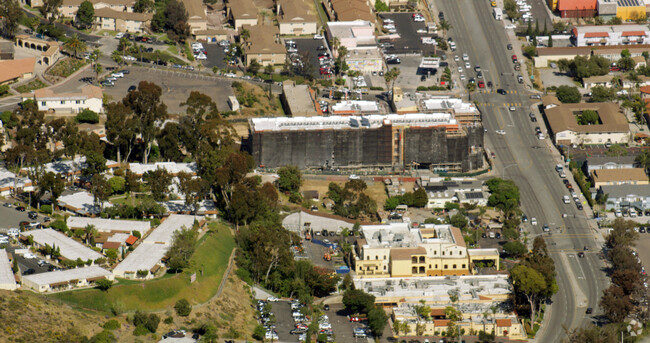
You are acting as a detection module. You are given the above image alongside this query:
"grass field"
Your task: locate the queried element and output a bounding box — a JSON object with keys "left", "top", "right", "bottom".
{"left": 49, "top": 222, "right": 235, "bottom": 313}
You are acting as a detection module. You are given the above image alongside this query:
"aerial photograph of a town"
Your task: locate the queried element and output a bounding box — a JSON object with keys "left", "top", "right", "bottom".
{"left": 3, "top": 0, "right": 650, "bottom": 341}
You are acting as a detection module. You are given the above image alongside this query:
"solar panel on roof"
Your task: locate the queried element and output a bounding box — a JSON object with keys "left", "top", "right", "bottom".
{"left": 465, "top": 192, "right": 484, "bottom": 199}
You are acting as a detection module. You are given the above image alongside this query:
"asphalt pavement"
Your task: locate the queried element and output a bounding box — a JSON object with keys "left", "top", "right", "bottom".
{"left": 434, "top": 0, "right": 608, "bottom": 341}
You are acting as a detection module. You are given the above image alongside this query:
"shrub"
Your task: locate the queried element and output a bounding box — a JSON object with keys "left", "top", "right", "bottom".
{"left": 40, "top": 205, "right": 52, "bottom": 214}
{"left": 108, "top": 176, "right": 126, "bottom": 194}
{"left": 96, "top": 279, "right": 113, "bottom": 291}
{"left": 91, "top": 330, "right": 116, "bottom": 343}
{"left": 103, "top": 319, "right": 121, "bottom": 330}
{"left": 174, "top": 298, "right": 192, "bottom": 317}
{"left": 132, "top": 230, "right": 141, "bottom": 238}
{"left": 133, "top": 326, "right": 149, "bottom": 336}
{"left": 252, "top": 325, "right": 266, "bottom": 341}
{"left": 164, "top": 316, "right": 174, "bottom": 324}
{"left": 75, "top": 109, "right": 100, "bottom": 124}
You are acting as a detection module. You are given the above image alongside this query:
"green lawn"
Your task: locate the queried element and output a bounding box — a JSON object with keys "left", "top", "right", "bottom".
{"left": 48, "top": 222, "right": 235, "bottom": 313}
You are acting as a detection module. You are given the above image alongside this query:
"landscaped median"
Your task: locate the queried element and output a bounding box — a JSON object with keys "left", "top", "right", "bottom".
{"left": 48, "top": 222, "right": 235, "bottom": 313}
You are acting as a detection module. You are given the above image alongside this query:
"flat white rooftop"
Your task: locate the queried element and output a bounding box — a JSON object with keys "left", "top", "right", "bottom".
{"left": 113, "top": 214, "right": 201, "bottom": 274}
{"left": 251, "top": 113, "right": 457, "bottom": 132}
{"left": 66, "top": 217, "right": 150, "bottom": 233}
{"left": 361, "top": 223, "right": 459, "bottom": 248}
{"left": 421, "top": 97, "right": 477, "bottom": 114}
{"left": 58, "top": 192, "right": 112, "bottom": 215}
{"left": 23, "top": 265, "right": 111, "bottom": 286}
{"left": 128, "top": 162, "right": 197, "bottom": 176}
{"left": 24, "top": 228, "right": 103, "bottom": 261}
{"left": 0, "top": 249, "right": 17, "bottom": 290}
{"left": 331, "top": 100, "right": 380, "bottom": 113}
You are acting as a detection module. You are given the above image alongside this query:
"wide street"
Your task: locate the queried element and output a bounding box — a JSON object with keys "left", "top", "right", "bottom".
{"left": 434, "top": 0, "right": 609, "bottom": 341}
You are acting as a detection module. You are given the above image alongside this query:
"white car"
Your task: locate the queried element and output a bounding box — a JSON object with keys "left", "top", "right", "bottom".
{"left": 195, "top": 53, "right": 207, "bottom": 60}
{"left": 495, "top": 130, "right": 506, "bottom": 135}
{"left": 267, "top": 296, "right": 279, "bottom": 302}
{"left": 265, "top": 331, "right": 278, "bottom": 340}
{"left": 460, "top": 74, "right": 466, "bottom": 80}
{"left": 531, "top": 218, "right": 538, "bottom": 225}
{"left": 111, "top": 72, "right": 124, "bottom": 78}
{"left": 23, "top": 253, "right": 36, "bottom": 259}
{"left": 615, "top": 209, "right": 622, "bottom": 217}
{"left": 314, "top": 34, "right": 324, "bottom": 40}
{"left": 563, "top": 195, "right": 570, "bottom": 204}
{"left": 319, "top": 322, "right": 332, "bottom": 330}
{"left": 509, "top": 106, "right": 516, "bottom": 111}
{"left": 457, "top": 66, "right": 462, "bottom": 73}
{"left": 115, "top": 32, "right": 124, "bottom": 39}
{"left": 465, "top": 62, "right": 471, "bottom": 69}
{"left": 537, "top": 133, "right": 545, "bottom": 140}
{"left": 454, "top": 55, "right": 459, "bottom": 61}
{"left": 225, "top": 73, "right": 237, "bottom": 78}
{"left": 505, "top": 24, "right": 517, "bottom": 29}
{"left": 414, "top": 16, "right": 425, "bottom": 22}
{"left": 462, "top": 53, "right": 469, "bottom": 61}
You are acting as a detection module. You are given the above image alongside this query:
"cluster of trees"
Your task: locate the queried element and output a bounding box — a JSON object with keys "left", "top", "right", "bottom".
{"left": 555, "top": 86, "right": 581, "bottom": 103}
{"left": 151, "top": 0, "right": 190, "bottom": 42}
{"left": 384, "top": 188, "right": 428, "bottom": 210}
{"left": 576, "top": 109, "right": 600, "bottom": 125}
{"left": 486, "top": 178, "right": 521, "bottom": 240}
{"left": 166, "top": 226, "right": 198, "bottom": 272}
{"left": 510, "top": 237, "right": 558, "bottom": 328}
{"left": 277, "top": 165, "right": 303, "bottom": 203}
{"left": 324, "top": 180, "right": 377, "bottom": 219}
{"left": 0, "top": 0, "right": 23, "bottom": 38}
{"left": 600, "top": 218, "right": 643, "bottom": 323}
{"left": 557, "top": 55, "right": 610, "bottom": 80}
{"left": 342, "top": 289, "right": 389, "bottom": 337}
{"left": 132, "top": 311, "right": 160, "bottom": 335}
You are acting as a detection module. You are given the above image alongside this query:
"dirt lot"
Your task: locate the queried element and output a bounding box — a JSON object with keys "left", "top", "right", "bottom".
{"left": 300, "top": 178, "right": 388, "bottom": 211}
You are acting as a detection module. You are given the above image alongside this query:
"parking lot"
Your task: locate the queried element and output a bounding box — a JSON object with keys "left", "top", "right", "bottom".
{"left": 201, "top": 43, "right": 229, "bottom": 70}
{"left": 0, "top": 202, "right": 47, "bottom": 230}
{"left": 287, "top": 37, "right": 331, "bottom": 79}
{"left": 379, "top": 13, "right": 435, "bottom": 55}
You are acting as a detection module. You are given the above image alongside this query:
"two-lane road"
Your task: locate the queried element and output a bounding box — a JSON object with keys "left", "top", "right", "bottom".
{"left": 434, "top": 0, "right": 609, "bottom": 341}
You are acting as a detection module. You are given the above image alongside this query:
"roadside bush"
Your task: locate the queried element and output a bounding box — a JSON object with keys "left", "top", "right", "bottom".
{"left": 40, "top": 205, "right": 52, "bottom": 214}
{"left": 174, "top": 299, "right": 192, "bottom": 317}
{"left": 75, "top": 109, "right": 100, "bottom": 124}
{"left": 103, "top": 319, "right": 121, "bottom": 330}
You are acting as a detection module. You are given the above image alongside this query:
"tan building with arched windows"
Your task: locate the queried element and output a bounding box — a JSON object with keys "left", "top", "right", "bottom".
{"left": 353, "top": 223, "right": 499, "bottom": 278}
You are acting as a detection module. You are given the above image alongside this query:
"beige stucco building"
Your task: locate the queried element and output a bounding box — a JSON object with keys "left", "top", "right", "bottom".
{"left": 591, "top": 168, "right": 648, "bottom": 188}
{"left": 353, "top": 223, "right": 499, "bottom": 278}
{"left": 227, "top": 0, "right": 258, "bottom": 29}
{"left": 277, "top": 0, "right": 319, "bottom": 35}
{"left": 242, "top": 25, "right": 286, "bottom": 66}
{"left": 94, "top": 8, "right": 152, "bottom": 33}
{"left": 59, "top": 0, "right": 135, "bottom": 18}
{"left": 181, "top": 0, "right": 208, "bottom": 34}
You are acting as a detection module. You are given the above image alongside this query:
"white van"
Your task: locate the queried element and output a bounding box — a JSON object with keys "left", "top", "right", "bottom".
{"left": 563, "top": 195, "right": 570, "bottom": 204}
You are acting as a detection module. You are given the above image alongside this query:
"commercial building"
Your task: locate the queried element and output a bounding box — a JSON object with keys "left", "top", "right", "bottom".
{"left": 59, "top": 0, "right": 135, "bottom": 18}
{"left": 423, "top": 179, "right": 488, "bottom": 208}
{"left": 572, "top": 24, "right": 650, "bottom": 47}
{"left": 281, "top": 82, "right": 318, "bottom": 116}
{"left": 94, "top": 8, "right": 152, "bottom": 33}
{"left": 601, "top": 184, "right": 650, "bottom": 210}
{"left": 128, "top": 162, "right": 198, "bottom": 177}
{"left": 67, "top": 217, "right": 150, "bottom": 233}
{"left": 181, "top": 0, "right": 208, "bottom": 34}
{"left": 23, "top": 228, "right": 104, "bottom": 262}
{"left": 352, "top": 223, "right": 499, "bottom": 278}
{"left": 0, "top": 58, "right": 36, "bottom": 85}
{"left": 227, "top": 0, "right": 258, "bottom": 29}
{"left": 535, "top": 44, "right": 650, "bottom": 67}
{"left": 584, "top": 155, "right": 638, "bottom": 174}
{"left": 241, "top": 25, "right": 286, "bottom": 66}
{"left": 277, "top": 0, "right": 319, "bottom": 35}
{"left": 0, "top": 250, "right": 17, "bottom": 291}
{"left": 419, "top": 96, "right": 481, "bottom": 125}
{"left": 22, "top": 266, "right": 113, "bottom": 293}
{"left": 22, "top": 84, "right": 103, "bottom": 114}
{"left": 249, "top": 113, "right": 484, "bottom": 172}
{"left": 326, "top": 21, "right": 376, "bottom": 50}
{"left": 331, "top": 100, "right": 382, "bottom": 115}
{"left": 591, "top": 168, "right": 648, "bottom": 188}
{"left": 113, "top": 215, "right": 200, "bottom": 279}
{"left": 323, "top": 0, "right": 374, "bottom": 22}
{"left": 544, "top": 101, "right": 630, "bottom": 145}
{"left": 344, "top": 46, "right": 383, "bottom": 73}
{"left": 616, "top": 0, "right": 646, "bottom": 21}
{"left": 556, "top": 0, "right": 597, "bottom": 17}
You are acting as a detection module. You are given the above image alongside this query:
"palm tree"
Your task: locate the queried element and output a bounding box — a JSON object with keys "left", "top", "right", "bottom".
{"left": 63, "top": 34, "right": 87, "bottom": 59}
{"left": 239, "top": 28, "right": 250, "bottom": 43}
{"left": 84, "top": 224, "right": 97, "bottom": 245}
{"left": 384, "top": 67, "right": 401, "bottom": 92}
{"left": 439, "top": 20, "right": 452, "bottom": 36}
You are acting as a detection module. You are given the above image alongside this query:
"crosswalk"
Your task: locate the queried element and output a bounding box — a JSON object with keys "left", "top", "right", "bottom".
{"left": 476, "top": 102, "right": 522, "bottom": 107}
{"left": 478, "top": 90, "right": 518, "bottom": 94}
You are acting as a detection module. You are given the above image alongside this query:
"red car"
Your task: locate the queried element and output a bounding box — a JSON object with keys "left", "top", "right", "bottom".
{"left": 511, "top": 54, "right": 518, "bottom": 62}
{"left": 295, "top": 324, "right": 308, "bottom": 329}
{"left": 478, "top": 80, "right": 485, "bottom": 88}
{"left": 349, "top": 316, "right": 361, "bottom": 322}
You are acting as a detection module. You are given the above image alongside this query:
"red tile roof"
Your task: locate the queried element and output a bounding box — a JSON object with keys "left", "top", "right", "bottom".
{"left": 622, "top": 31, "right": 646, "bottom": 36}
{"left": 496, "top": 319, "right": 512, "bottom": 327}
{"left": 640, "top": 86, "right": 650, "bottom": 94}
{"left": 125, "top": 235, "right": 138, "bottom": 245}
{"left": 430, "top": 308, "right": 446, "bottom": 317}
{"left": 558, "top": 0, "right": 596, "bottom": 11}
{"left": 434, "top": 319, "right": 450, "bottom": 327}
{"left": 102, "top": 241, "right": 121, "bottom": 250}
{"left": 584, "top": 32, "right": 608, "bottom": 38}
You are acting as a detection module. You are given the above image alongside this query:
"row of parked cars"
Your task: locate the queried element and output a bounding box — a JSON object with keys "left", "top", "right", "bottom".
{"left": 100, "top": 69, "right": 130, "bottom": 87}
{"left": 256, "top": 299, "right": 279, "bottom": 341}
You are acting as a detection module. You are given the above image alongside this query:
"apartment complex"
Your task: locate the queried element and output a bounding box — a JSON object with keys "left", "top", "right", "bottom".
{"left": 227, "top": 0, "right": 258, "bottom": 29}
{"left": 544, "top": 101, "right": 630, "bottom": 145}
{"left": 58, "top": 0, "right": 135, "bottom": 18}
{"left": 353, "top": 223, "right": 499, "bottom": 278}
{"left": 277, "top": 0, "right": 319, "bottom": 35}
{"left": 241, "top": 25, "right": 286, "bottom": 66}
{"left": 572, "top": 24, "right": 650, "bottom": 47}
{"left": 94, "top": 8, "right": 152, "bottom": 33}
{"left": 23, "top": 84, "right": 103, "bottom": 114}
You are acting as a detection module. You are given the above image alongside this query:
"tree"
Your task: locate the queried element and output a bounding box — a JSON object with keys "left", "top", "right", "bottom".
{"left": 174, "top": 298, "right": 192, "bottom": 316}
{"left": 510, "top": 265, "right": 546, "bottom": 323}
{"left": 504, "top": 0, "right": 519, "bottom": 19}
{"left": 163, "top": 0, "right": 190, "bottom": 42}
{"left": 548, "top": 34, "right": 553, "bottom": 47}
{"left": 438, "top": 20, "right": 452, "bottom": 36}
{"left": 90, "top": 330, "right": 116, "bottom": 343}
{"left": 618, "top": 56, "right": 635, "bottom": 71}
{"left": 76, "top": 0, "right": 94, "bottom": 29}
{"left": 590, "top": 85, "right": 616, "bottom": 102}
{"left": 105, "top": 102, "right": 137, "bottom": 163}
{"left": 108, "top": 176, "right": 126, "bottom": 194}
{"left": 503, "top": 241, "right": 527, "bottom": 257}
{"left": 375, "top": 0, "right": 389, "bottom": 12}
{"left": 0, "top": 0, "right": 23, "bottom": 38}
{"left": 122, "top": 81, "right": 168, "bottom": 163}
{"left": 176, "top": 171, "right": 204, "bottom": 213}
{"left": 450, "top": 213, "right": 468, "bottom": 230}
{"left": 342, "top": 289, "right": 375, "bottom": 314}
{"left": 63, "top": 34, "right": 87, "bottom": 59}
{"left": 133, "top": 0, "right": 153, "bottom": 12}
{"left": 252, "top": 325, "right": 266, "bottom": 340}
{"left": 42, "top": 0, "right": 63, "bottom": 20}
{"left": 90, "top": 174, "right": 111, "bottom": 213}
{"left": 522, "top": 44, "right": 537, "bottom": 58}
{"left": 248, "top": 58, "right": 261, "bottom": 75}
{"left": 600, "top": 285, "right": 633, "bottom": 322}
{"left": 96, "top": 279, "right": 113, "bottom": 291}
{"left": 555, "top": 85, "right": 581, "bottom": 103}
{"left": 83, "top": 150, "right": 107, "bottom": 177}
{"left": 277, "top": 166, "right": 302, "bottom": 193}
{"left": 368, "top": 306, "right": 388, "bottom": 337}
{"left": 166, "top": 227, "right": 198, "bottom": 272}
{"left": 384, "top": 67, "right": 401, "bottom": 91}
{"left": 578, "top": 109, "right": 599, "bottom": 125}
{"left": 84, "top": 224, "right": 97, "bottom": 245}
{"left": 144, "top": 169, "right": 172, "bottom": 201}
{"left": 413, "top": 188, "right": 428, "bottom": 207}
{"left": 75, "top": 109, "right": 100, "bottom": 124}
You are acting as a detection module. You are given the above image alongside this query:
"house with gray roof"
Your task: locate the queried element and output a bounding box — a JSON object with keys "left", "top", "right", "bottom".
{"left": 601, "top": 184, "right": 650, "bottom": 210}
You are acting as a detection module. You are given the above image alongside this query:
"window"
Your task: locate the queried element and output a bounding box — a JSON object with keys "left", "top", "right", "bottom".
{"left": 419, "top": 266, "right": 425, "bottom": 273}
{"left": 462, "top": 264, "right": 466, "bottom": 268}
{"left": 449, "top": 251, "right": 453, "bottom": 255}
{"left": 434, "top": 250, "right": 437, "bottom": 255}
{"left": 412, "top": 257, "right": 418, "bottom": 263}
{"left": 375, "top": 255, "right": 378, "bottom": 260}
{"left": 435, "top": 264, "right": 438, "bottom": 269}
{"left": 383, "top": 265, "right": 386, "bottom": 270}
{"left": 419, "top": 256, "right": 425, "bottom": 263}
{"left": 429, "top": 264, "right": 431, "bottom": 269}
{"left": 442, "top": 251, "right": 445, "bottom": 256}
{"left": 459, "top": 251, "right": 463, "bottom": 256}
{"left": 375, "top": 266, "right": 378, "bottom": 270}
{"left": 453, "top": 264, "right": 457, "bottom": 269}
{"left": 61, "top": 101, "right": 65, "bottom": 104}
{"left": 444, "top": 265, "right": 448, "bottom": 269}
{"left": 75, "top": 100, "right": 81, "bottom": 104}
{"left": 383, "top": 255, "right": 386, "bottom": 260}
{"left": 41, "top": 101, "right": 46, "bottom": 106}
{"left": 412, "top": 267, "right": 417, "bottom": 274}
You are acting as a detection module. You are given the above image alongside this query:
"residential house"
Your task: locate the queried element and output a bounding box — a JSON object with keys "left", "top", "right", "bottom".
{"left": 591, "top": 168, "right": 648, "bottom": 188}
{"left": 541, "top": 95, "right": 562, "bottom": 109}
{"left": 59, "top": 0, "right": 135, "bottom": 18}
{"left": 0, "top": 168, "right": 34, "bottom": 196}
{"left": 423, "top": 179, "right": 486, "bottom": 209}
{"left": 584, "top": 155, "right": 638, "bottom": 174}
{"left": 22, "top": 266, "right": 113, "bottom": 293}
{"left": 353, "top": 223, "right": 499, "bottom": 278}
{"left": 601, "top": 184, "right": 650, "bottom": 210}
{"left": 582, "top": 75, "right": 614, "bottom": 89}
{"left": 180, "top": 0, "right": 207, "bottom": 34}
{"left": 633, "top": 55, "right": 646, "bottom": 69}
{"left": 0, "top": 58, "right": 36, "bottom": 85}
{"left": 94, "top": 8, "right": 152, "bottom": 33}
{"left": 277, "top": 0, "right": 318, "bottom": 35}
{"left": 641, "top": 85, "right": 650, "bottom": 99}
{"left": 571, "top": 24, "right": 650, "bottom": 47}
{"left": 241, "top": 25, "right": 286, "bottom": 66}
{"left": 544, "top": 101, "right": 630, "bottom": 145}
{"left": 227, "top": 0, "right": 258, "bottom": 29}
{"left": 23, "top": 84, "right": 103, "bottom": 114}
